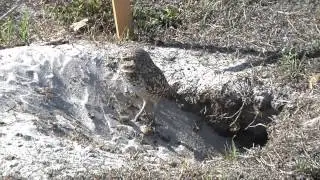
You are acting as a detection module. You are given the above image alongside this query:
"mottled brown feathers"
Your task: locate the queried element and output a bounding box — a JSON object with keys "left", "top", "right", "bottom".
{"left": 118, "top": 47, "right": 176, "bottom": 122}
{"left": 119, "top": 47, "right": 173, "bottom": 101}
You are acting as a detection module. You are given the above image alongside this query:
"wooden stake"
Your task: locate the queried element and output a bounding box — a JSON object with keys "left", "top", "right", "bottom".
{"left": 112, "top": 0, "right": 133, "bottom": 40}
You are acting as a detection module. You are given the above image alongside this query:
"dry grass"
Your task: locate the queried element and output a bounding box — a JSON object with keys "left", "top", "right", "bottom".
{"left": 133, "top": 0, "right": 320, "bottom": 53}
{"left": 2, "top": 0, "right": 320, "bottom": 54}
{"left": 0, "top": 0, "right": 320, "bottom": 179}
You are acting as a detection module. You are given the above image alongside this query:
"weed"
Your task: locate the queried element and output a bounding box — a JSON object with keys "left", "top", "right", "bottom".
{"left": 224, "top": 137, "right": 239, "bottom": 160}
{"left": 295, "top": 158, "right": 310, "bottom": 172}
{"left": 198, "top": 0, "right": 220, "bottom": 28}
{"left": 48, "top": 0, "right": 114, "bottom": 34}
{"left": 279, "top": 48, "right": 307, "bottom": 81}
{"left": 0, "top": 10, "right": 31, "bottom": 47}
{"left": 295, "top": 156, "right": 320, "bottom": 178}
{"left": 19, "top": 11, "right": 30, "bottom": 44}
{"left": 132, "top": 1, "right": 181, "bottom": 41}
{"left": 0, "top": 17, "right": 14, "bottom": 44}
{"left": 49, "top": 0, "right": 182, "bottom": 40}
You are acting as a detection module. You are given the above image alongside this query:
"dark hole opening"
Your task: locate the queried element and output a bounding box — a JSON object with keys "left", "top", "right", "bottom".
{"left": 177, "top": 82, "right": 284, "bottom": 150}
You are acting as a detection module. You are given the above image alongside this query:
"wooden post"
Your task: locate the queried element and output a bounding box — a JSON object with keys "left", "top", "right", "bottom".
{"left": 112, "top": 0, "right": 133, "bottom": 39}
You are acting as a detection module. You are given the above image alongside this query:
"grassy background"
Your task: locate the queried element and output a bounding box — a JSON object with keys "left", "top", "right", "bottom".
{"left": 2, "top": 0, "right": 318, "bottom": 78}
{"left": 2, "top": 0, "right": 320, "bottom": 53}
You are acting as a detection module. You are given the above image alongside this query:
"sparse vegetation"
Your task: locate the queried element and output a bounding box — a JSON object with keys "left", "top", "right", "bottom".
{"left": 224, "top": 137, "right": 239, "bottom": 160}
{"left": 0, "top": 17, "right": 14, "bottom": 45}
{"left": 0, "top": 0, "right": 320, "bottom": 179}
{"left": 47, "top": 0, "right": 183, "bottom": 41}
{"left": 279, "top": 48, "right": 307, "bottom": 81}
{"left": 294, "top": 151, "right": 320, "bottom": 178}
{"left": 133, "top": 2, "right": 182, "bottom": 41}
{"left": 277, "top": 41, "right": 320, "bottom": 86}
{"left": 0, "top": 11, "right": 30, "bottom": 47}
{"left": 19, "top": 11, "right": 30, "bottom": 44}
{"left": 48, "top": 0, "right": 114, "bottom": 35}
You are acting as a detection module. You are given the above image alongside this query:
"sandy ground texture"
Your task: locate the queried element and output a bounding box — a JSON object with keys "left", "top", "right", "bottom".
{"left": 0, "top": 42, "right": 250, "bottom": 179}
{"left": 0, "top": 0, "right": 319, "bottom": 179}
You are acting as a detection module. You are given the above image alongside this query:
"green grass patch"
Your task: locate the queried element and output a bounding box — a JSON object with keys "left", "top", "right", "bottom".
{"left": 48, "top": 0, "right": 183, "bottom": 41}
{"left": 0, "top": 11, "right": 31, "bottom": 47}
{"left": 133, "top": 1, "right": 182, "bottom": 41}
{"left": 0, "top": 17, "right": 14, "bottom": 44}
{"left": 19, "top": 11, "right": 30, "bottom": 44}
{"left": 279, "top": 48, "right": 307, "bottom": 81}
{"left": 48, "top": 0, "right": 114, "bottom": 34}
{"left": 224, "top": 137, "right": 239, "bottom": 160}
{"left": 295, "top": 156, "right": 320, "bottom": 179}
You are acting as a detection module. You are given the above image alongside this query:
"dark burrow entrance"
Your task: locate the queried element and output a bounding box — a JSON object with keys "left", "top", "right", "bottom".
{"left": 176, "top": 77, "right": 285, "bottom": 149}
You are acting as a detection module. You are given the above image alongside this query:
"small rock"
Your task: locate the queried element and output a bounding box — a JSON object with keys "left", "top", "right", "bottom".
{"left": 89, "top": 153, "right": 97, "bottom": 158}
{"left": 169, "top": 161, "right": 178, "bottom": 168}
{"left": 70, "top": 18, "right": 88, "bottom": 32}
{"left": 5, "top": 155, "right": 16, "bottom": 160}
{"left": 9, "top": 162, "right": 19, "bottom": 168}
{"left": 23, "top": 135, "right": 33, "bottom": 141}
{"left": 119, "top": 115, "right": 130, "bottom": 123}
{"left": 140, "top": 125, "right": 153, "bottom": 135}
{"left": 15, "top": 133, "right": 23, "bottom": 137}
{"left": 45, "top": 144, "right": 54, "bottom": 148}
{"left": 42, "top": 161, "right": 51, "bottom": 166}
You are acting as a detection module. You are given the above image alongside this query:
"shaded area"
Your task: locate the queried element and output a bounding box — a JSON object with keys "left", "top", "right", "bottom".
{"left": 154, "top": 99, "right": 230, "bottom": 159}
{"left": 177, "top": 76, "right": 284, "bottom": 148}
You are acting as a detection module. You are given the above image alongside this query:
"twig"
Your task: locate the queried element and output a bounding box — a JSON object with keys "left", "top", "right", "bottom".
{"left": 225, "top": 101, "right": 244, "bottom": 119}
{"left": 256, "top": 156, "right": 275, "bottom": 168}
{"left": 0, "top": 0, "right": 22, "bottom": 21}
{"left": 302, "top": 116, "right": 320, "bottom": 128}
{"left": 316, "top": 24, "right": 320, "bottom": 34}
{"left": 286, "top": 17, "right": 299, "bottom": 35}
{"left": 5, "top": 104, "right": 16, "bottom": 112}
{"left": 246, "top": 123, "right": 267, "bottom": 129}
{"left": 276, "top": 10, "right": 300, "bottom": 16}
{"left": 228, "top": 101, "right": 245, "bottom": 127}
{"left": 39, "top": 39, "right": 69, "bottom": 47}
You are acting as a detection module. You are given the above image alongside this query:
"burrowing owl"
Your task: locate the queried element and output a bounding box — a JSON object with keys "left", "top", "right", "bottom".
{"left": 119, "top": 47, "right": 174, "bottom": 122}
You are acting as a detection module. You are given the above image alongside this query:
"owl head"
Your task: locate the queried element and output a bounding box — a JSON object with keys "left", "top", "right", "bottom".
{"left": 119, "top": 48, "right": 147, "bottom": 74}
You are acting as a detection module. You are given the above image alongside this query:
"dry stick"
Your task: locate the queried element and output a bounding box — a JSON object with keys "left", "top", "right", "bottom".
{"left": 0, "top": 0, "right": 22, "bottom": 21}
{"left": 303, "top": 116, "right": 320, "bottom": 128}
{"left": 228, "top": 101, "right": 245, "bottom": 128}
{"left": 225, "top": 101, "right": 245, "bottom": 119}
{"left": 246, "top": 123, "right": 267, "bottom": 129}
{"left": 244, "top": 111, "right": 269, "bottom": 130}
{"left": 315, "top": 24, "right": 320, "bottom": 34}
